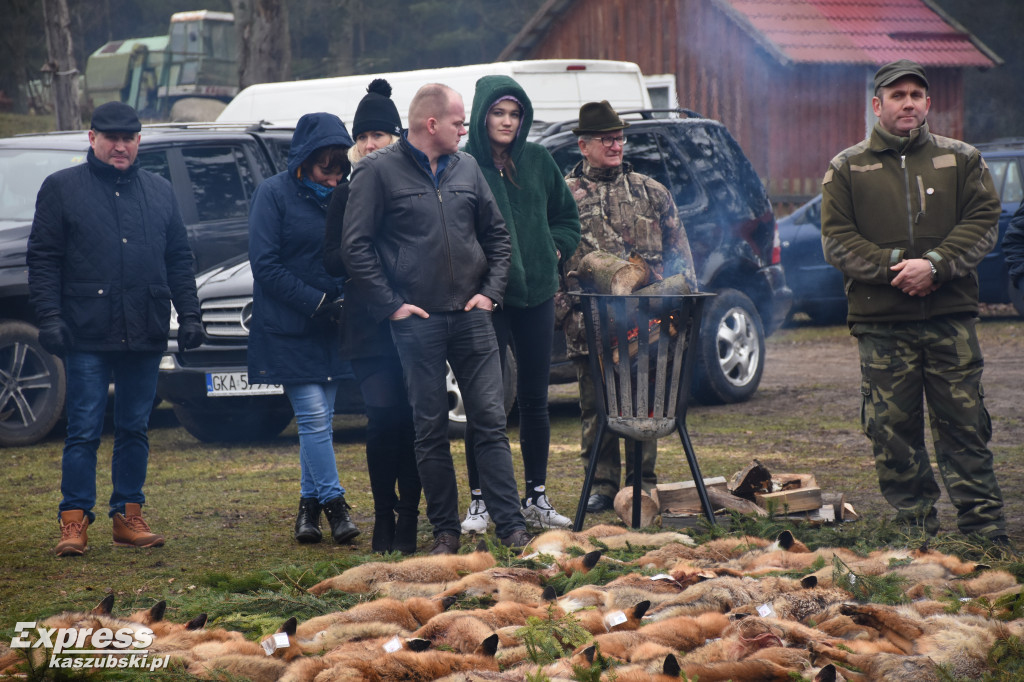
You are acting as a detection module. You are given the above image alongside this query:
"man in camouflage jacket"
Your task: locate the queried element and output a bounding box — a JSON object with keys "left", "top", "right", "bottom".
{"left": 821, "top": 60, "right": 1008, "bottom": 544}
{"left": 557, "top": 101, "right": 698, "bottom": 514}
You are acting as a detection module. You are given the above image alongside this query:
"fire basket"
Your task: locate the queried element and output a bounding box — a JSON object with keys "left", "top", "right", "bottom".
{"left": 573, "top": 292, "right": 717, "bottom": 530}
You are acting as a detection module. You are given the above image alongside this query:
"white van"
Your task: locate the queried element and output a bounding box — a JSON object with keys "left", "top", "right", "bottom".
{"left": 216, "top": 59, "right": 651, "bottom": 134}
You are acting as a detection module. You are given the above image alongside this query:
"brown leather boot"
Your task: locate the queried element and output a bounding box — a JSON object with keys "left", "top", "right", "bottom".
{"left": 112, "top": 503, "right": 165, "bottom": 548}
{"left": 56, "top": 510, "right": 89, "bottom": 556}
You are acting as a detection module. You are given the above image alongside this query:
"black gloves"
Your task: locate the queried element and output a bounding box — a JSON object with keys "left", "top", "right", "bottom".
{"left": 37, "top": 317, "right": 74, "bottom": 358}
{"left": 312, "top": 294, "right": 345, "bottom": 321}
{"left": 178, "top": 318, "right": 206, "bottom": 351}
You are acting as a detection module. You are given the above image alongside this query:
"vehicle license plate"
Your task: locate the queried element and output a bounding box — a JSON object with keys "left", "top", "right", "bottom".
{"left": 206, "top": 372, "right": 284, "bottom": 396}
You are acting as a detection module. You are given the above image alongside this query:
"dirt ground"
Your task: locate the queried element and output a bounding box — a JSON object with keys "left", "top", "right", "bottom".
{"left": 695, "top": 307, "right": 1024, "bottom": 544}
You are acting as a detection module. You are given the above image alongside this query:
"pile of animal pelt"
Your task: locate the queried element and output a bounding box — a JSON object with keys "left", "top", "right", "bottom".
{"left": 2, "top": 524, "right": 1021, "bottom": 681}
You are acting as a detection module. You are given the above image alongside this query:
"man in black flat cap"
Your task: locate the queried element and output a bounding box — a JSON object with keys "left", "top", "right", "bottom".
{"left": 558, "top": 100, "right": 698, "bottom": 514}
{"left": 28, "top": 101, "right": 205, "bottom": 556}
{"left": 820, "top": 60, "right": 1010, "bottom": 547}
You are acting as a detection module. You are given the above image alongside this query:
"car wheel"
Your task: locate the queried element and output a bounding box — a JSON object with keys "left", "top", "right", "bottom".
{"left": 446, "top": 347, "right": 518, "bottom": 439}
{"left": 692, "top": 288, "right": 765, "bottom": 405}
{"left": 172, "top": 403, "right": 293, "bottom": 443}
{"left": 0, "top": 320, "right": 67, "bottom": 447}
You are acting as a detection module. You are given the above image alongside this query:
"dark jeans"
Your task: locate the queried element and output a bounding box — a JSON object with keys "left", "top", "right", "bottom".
{"left": 59, "top": 350, "right": 162, "bottom": 522}
{"left": 466, "top": 297, "right": 555, "bottom": 494}
{"left": 390, "top": 309, "right": 525, "bottom": 538}
{"left": 352, "top": 354, "right": 421, "bottom": 519}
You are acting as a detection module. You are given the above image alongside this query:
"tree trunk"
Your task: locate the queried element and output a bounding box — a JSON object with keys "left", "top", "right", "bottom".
{"left": 41, "top": 0, "right": 80, "bottom": 130}
{"left": 231, "top": 0, "right": 291, "bottom": 90}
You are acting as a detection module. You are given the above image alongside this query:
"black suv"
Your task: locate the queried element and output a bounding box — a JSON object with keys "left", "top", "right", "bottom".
{"left": 155, "top": 109, "right": 791, "bottom": 442}
{"left": 0, "top": 123, "right": 293, "bottom": 447}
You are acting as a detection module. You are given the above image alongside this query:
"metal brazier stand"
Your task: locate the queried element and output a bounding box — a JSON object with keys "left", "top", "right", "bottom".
{"left": 573, "top": 292, "right": 717, "bottom": 530}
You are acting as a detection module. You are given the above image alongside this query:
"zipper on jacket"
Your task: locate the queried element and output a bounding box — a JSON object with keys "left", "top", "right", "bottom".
{"left": 901, "top": 155, "right": 915, "bottom": 245}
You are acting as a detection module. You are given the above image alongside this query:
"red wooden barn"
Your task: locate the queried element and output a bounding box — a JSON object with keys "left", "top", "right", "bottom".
{"left": 499, "top": 0, "right": 1000, "bottom": 208}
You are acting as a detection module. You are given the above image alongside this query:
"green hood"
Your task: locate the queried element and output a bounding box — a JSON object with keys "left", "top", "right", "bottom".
{"left": 466, "top": 75, "right": 533, "bottom": 166}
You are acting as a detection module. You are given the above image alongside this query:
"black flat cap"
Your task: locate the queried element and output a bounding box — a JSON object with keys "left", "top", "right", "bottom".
{"left": 874, "top": 60, "right": 929, "bottom": 91}
{"left": 90, "top": 101, "right": 141, "bottom": 133}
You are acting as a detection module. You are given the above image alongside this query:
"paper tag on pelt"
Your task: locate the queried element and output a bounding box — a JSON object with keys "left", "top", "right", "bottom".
{"left": 650, "top": 573, "right": 673, "bottom": 581}
{"left": 383, "top": 636, "right": 403, "bottom": 653}
{"left": 757, "top": 603, "right": 775, "bottom": 618}
{"left": 261, "top": 638, "right": 276, "bottom": 656}
{"left": 604, "top": 610, "right": 628, "bottom": 628}
{"left": 273, "top": 632, "right": 290, "bottom": 648}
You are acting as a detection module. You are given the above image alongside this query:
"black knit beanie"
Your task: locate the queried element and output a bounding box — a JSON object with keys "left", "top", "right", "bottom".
{"left": 352, "top": 79, "right": 402, "bottom": 138}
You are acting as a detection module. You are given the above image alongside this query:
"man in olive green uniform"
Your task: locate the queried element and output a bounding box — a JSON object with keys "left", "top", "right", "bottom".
{"left": 821, "top": 60, "right": 1008, "bottom": 544}
{"left": 558, "top": 101, "right": 698, "bottom": 513}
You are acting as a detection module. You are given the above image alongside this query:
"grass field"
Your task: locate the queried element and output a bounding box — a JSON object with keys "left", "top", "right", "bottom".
{"left": 2, "top": 313, "right": 1023, "bottom": 681}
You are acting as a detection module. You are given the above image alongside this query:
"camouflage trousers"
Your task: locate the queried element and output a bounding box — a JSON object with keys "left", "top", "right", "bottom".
{"left": 852, "top": 317, "right": 1005, "bottom": 539}
{"left": 575, "top": 359, "right": 657, "bottom": 498}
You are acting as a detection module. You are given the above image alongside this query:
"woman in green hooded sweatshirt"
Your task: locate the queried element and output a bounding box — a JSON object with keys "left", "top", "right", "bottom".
{"left": 461, "top": 75, "right": 581, "bottom": 533}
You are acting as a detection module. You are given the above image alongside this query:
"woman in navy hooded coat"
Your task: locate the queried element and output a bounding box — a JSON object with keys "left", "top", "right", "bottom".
{"left": 247, "top": 112, "right": 359, "bottom": 545}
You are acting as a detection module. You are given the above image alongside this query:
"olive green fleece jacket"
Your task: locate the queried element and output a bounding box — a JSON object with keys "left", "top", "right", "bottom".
{"left": 821, "top": 121, "right": 1000, "bottom": 323}
{"left": 466, "top": 75, "right": 581, "bottom": 309}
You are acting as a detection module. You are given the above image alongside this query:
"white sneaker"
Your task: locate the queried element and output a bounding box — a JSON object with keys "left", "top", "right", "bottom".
{"left": 461, "top": 499, "right": 491, "bottom": 533}
{"left": 522, "top": 493, "right": 571, "bottom": 529}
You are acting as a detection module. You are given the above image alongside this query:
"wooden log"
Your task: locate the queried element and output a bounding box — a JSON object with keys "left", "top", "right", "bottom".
{"left": 657, "top": 477, "right": 729, "bottom": 512}
{"left": 633, "top": 273, "right": 692, "bottom": 296}
{"left": 706, "top": 488, "right": 769, "bottom": 517}
{"left": 613, "top": 487, "right": 660, "bottom": 528}
{"left": 729, "top": 460, "right": 773, "bottom": 499}
{"left": 570, "top": 250, "right": 651, "bottom": 295}
{"left": 755, "top": 487, "right": 823, "bottom": 513}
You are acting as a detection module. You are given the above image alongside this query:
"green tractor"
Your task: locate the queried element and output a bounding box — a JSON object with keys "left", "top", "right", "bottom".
{"left": 84, "top": 10, "right": 237, "bottom": 120}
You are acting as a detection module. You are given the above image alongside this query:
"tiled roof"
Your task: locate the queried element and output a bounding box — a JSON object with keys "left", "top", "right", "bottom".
{"left": 714, "top": 0, "right": 999, "bottom": 67}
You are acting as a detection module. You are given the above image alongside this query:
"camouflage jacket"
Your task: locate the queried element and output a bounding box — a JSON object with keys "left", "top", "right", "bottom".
{"left": 556, "top": 160, "right": 698, "bottom": 357}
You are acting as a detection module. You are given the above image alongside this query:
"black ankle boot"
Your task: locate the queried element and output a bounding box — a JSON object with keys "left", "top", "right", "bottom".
{"left": 372, "top": 513, "right": 396, "bottom": 553}
{"left": 294, "top": 498, "right": 322, "bottom": 544}
{"left": 393, "top": 514, "right": 419, "bottom": 555}
{"left": 322, "top": 496, "right": 360, "bottom": 543}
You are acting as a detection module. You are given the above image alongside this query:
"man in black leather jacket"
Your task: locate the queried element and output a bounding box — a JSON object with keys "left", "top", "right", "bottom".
{"left": 342, "top": 83, "right": 532, "bottom": 554}
{"left": 1004, "top": 199, "right": 1024, "bottom": 291}
{"left": 27, "top": 102, "right": 204, "bottom": 557}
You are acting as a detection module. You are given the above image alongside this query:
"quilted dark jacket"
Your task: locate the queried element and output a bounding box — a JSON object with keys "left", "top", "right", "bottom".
{"left": 27, "top": 149, "right": 200, "bottom": 352}
{"left": 247, "top": 112, "right": 353, "bottom": 385}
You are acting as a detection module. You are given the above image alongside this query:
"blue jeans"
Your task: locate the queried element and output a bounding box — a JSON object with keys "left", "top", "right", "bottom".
{"left": 390, "top": 309, "right": 525, "bottom": 538}
{"left": 283, "top": 383, "right": 344, "bottom": 503}
{"left": 60, "top": 350, "right": 162, "bottom": 522}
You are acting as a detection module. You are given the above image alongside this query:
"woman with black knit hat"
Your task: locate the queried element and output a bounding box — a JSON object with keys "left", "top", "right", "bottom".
{"left": 324, "top": 79, "right": 421, "bottom": 554}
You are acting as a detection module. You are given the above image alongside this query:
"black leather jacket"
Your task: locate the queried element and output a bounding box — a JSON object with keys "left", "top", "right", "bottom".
{"left": 341, "top": 136, "right": 510, "bottom": 322}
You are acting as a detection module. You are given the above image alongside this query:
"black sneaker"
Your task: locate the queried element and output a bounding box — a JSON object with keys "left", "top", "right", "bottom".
{"left": 499, "top": 529, "right": 534, "bottom": 551}
{"left": 322, "top": 496, "right": 360, "bottom": 544}
{"left": 429, "top": 531, "right": 461, "bottom": 555}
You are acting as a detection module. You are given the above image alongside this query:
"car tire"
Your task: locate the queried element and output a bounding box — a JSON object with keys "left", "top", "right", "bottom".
{"left": 0, "top": 320, "right": 67, "bottom": 447}
{"left": 446, "top": 347, "right": 518, "bottom": 439}
{"left": 692, "top": 288, "right": 765, "bottom": 405}
{"left": 172, "top": 403, "right": 293, "bottom": 443}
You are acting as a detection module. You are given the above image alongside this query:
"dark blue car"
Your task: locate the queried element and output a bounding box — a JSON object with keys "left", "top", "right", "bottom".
{"left": 779, "top": 140, "right": 1024, "bottom": 325}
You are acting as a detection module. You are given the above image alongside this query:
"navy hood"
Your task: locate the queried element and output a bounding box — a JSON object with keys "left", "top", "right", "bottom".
{"left": 287, "top": 112, "right": 354, "bottom": 176}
